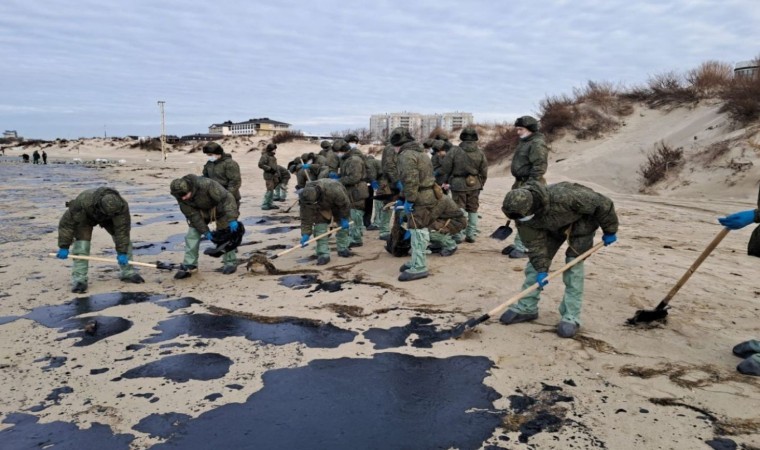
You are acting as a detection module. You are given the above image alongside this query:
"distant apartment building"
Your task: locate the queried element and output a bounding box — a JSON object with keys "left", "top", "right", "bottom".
{"left": 369, "top": 112, "right": 473, "bottom": 141}
{"left": 3, "top": 130, "right": 18, "bottom": 139}
{"left": 208, "top": 118, "right": 291, "bottom": 137}
{"left": 735, "top": 60, "right": 759, "bottom": 77}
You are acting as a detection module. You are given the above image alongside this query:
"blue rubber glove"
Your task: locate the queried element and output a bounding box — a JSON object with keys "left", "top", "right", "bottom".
{"left": 229, "top": 220, "right": 239, "bottom": 232}
{"left": 300, "top": 234, "right": 310, "bottom": 247}
{"left": 302, "top": 163, "right": 311, "bottom": 169}
{"left": 718, "top": 210, "right": 756, "bottom": 230}
{"left": 602, "top": 233, "right": 617, "bottom": 246}
{"left": 394, "top": 199, "right": 405, "bottom": 211}
{"left": 396, "top": 181, "right": 404, "bottom": 191}
{"left": 536, "top": 272, "right": 549, "bottom": 289}
{"left": 403, "top": 229, "right": 411, "bottom": 240}
{"left": 117, "top": 253, "right": 129, "bottom": 266}
{"left": 340, "top": 218, "right": 350, "bottom": 230}
{"left": 328, "top": 172, "right": 340, "bottom": 180}
{"left": 370, "top": 180, "right": 379, "bottom": 190}
{"left": 56, "top": 248, "right": 69, "bottom": 259}
{"left": 204, "top": 231, "right": 213, "bottom": 241}
{"left": 403, "top": 201, "right": 414, "bottom": 215}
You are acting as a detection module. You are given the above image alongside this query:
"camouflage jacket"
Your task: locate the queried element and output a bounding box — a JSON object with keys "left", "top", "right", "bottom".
{"left": 299, "top": 179, "right": 352, "bottom": 235}
{"left": 58, "top": 187, "right": 131, "bottom": 253}
{"left": 366, "top": 155, "right": 382, "bottom": 182}
{"left": 277, "top": 166, "right": 291, "bottom": 184}
{"left": 397, "top": 141, "right": 436, "bottom": 206}
{"left": 440, "top": 141, "right": 488, "bottom": 191}
{"left": 508, "top": 181, "right": 619, "bottom": 272}
{"left": 381, "top": 144, "right": 399, "bottom": 185}
{"left": 511, "top": 132, "right": 548, "bottom": 185}
{"left": 318, "top": 148, "right": 340, "bottom": 174}
{"left": 175, "top": 174, "right": 239, "bottom": 234}
{"left": 202, "top": 153, "right": 242, "bottom": 200}
{"left": 258, "top": 151, "right": 278, "bottom": 180}
{"left": 339, "top": 148, "right": 369, "bottom": 207}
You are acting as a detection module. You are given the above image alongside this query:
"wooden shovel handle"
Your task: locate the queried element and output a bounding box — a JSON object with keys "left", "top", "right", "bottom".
{"left": 658, "top": 227, "right": 730, "bottom": 308}
{"left": 272, "top": 221, "right": 353, "bottom": 258}
{"left": 49, "top": 253, "right": 157, "bottom": 268}
{"left": 486, "top": 241, "right": 606, "bottom": 318}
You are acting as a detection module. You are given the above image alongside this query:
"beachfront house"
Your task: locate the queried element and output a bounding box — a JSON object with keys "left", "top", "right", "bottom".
{"left": 208, "top": 118, "right": 291, "bottom": 137}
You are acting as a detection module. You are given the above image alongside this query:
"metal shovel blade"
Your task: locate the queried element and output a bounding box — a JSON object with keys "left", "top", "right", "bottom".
{"left": 490, "top": 225, "right": 513, "bottom": 240}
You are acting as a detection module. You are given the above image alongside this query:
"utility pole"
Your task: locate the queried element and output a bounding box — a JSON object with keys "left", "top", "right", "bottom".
{"left": 157, "top": 100, "right": 166, "bottom": 161}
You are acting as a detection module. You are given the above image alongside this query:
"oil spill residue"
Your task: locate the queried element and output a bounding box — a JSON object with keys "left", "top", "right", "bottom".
{"left": 260, "top": 225, "right": 299, "bottom": 235}
{"left": 27, "top": 386, "right": 74, "bottom": 412}
{"left": 364, "top": 317, "right": 459, "bottom": 349}
{"left": 34, "top": 355, "right": 67, "bottom": 371}
{"left": 142, "top": 312, "right": 356, "bottom": 348}
{"left": 0, "top": 413, "right": 133, "bottom": 449}
{"left": 706, "top": 437, "right": 738, "bottom": 450}
{"left": 242, "top": 215, "right": 294, "bottom": 225}
{"left": 57, "top": 316, "right": 133, "bottom": 346}
{"left": 278, "top": 274, "right": 319, "bottom": 289}
{"left": 0, "top": 315, "right": 19, "bottom": 325}
{"left": 120, "top": 353, "right": 232, "bottom": 383}
{"left": 149, "top": 353, "right": 501, "bottom": 450}
{"left": 132, "top": 413, "right": 192, "bottom": 439}
{"left": 133, "top": 213, "right": 178, "bottom": 227}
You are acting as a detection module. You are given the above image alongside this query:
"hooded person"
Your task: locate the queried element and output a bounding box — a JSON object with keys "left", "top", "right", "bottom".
{"left": 202, "top": 142, "right": 242, "bottom": 209}
{"left": 393, "top": 127, "right": 437, "bottom": 281}
{"left": 274, "top": 165, "right": 291, "bottom": 202}
{"left": 430, "top": 140, "right": 448, "bottom": 188}
{"left": 427, "top": 194, "right": 467, "bottom": 257}
{"left": 318, "top": 140, "right": 340, "bottom": 176}
{"left": 503, "top": 115, "right": 549, "bottom": 259}
{"left": 295, "top": 152, "right": 327, "bottom": 188}
{"left": 376, "top": 136, "right": 402, "bottom": 241}
{"left": 334, "top": 139, "right": 369, "bottom": 248}
{"left": 440, "top": 127, "right": 488, "bottom": 243}
{"left": 499, "top": 181, "right": 619, "bottom": 338}
{"left": 258, "top": 143, "right": 280, "bottom": 210}
{"left": 170, "top": 174, "right": 241, "bottom": 277}
{"left": 55, "top": 187, "right": 144, "bottom": 293}
{"left": 298, "top": 179, "right": 353, "bottom": 265}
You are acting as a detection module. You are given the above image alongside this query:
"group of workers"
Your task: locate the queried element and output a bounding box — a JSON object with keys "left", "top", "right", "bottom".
{"left": 51, "top": 117, "right": 759, "bottom": 376}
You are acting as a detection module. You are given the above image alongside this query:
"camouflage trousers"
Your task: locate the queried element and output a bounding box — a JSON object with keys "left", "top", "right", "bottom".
{"left": 71, "top": 240, "right": 136, "bottom": 285}
{"left": 510, "top": 257, "right": 585, "bottom": 325}
{"left": 183, "top": 227, "right": 237, "bottom": 268}
{"left": 313, "top": 223, "right": 349, "bottom": 257}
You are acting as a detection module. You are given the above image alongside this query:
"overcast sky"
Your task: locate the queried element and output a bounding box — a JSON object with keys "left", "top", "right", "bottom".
{"left": 1, "top": 0, "right": 758, "bottom": 139}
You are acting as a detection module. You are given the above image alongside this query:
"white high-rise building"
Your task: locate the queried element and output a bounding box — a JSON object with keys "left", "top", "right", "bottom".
{"left": 369, "top": 112, "right": 473, "bottom": 142}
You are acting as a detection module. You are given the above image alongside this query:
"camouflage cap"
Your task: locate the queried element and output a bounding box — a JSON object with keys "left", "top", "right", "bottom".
{"left": 299, "top": 184, "right": 320, "bottom": 205}
{"left": 332, "top": 139, "right": 350, "bottom": 152}
{"left": 502, "top": 188, "right": 534, "bottom": 218}
{"left": 266, "top": 143, "right": 277, "bottom": 152}
{"left": 389, "top": 127, "right": 414, "bottom": 146}
{"left": 431, "top": 140, "right": 446, "bottom": 151}
{"left": 459, "top": 127, "right": 479, "bottom": 142}
{"left": 514, "top": 115, "right": 539, "bottom": 132}
{"left": 98, "top": 193, "right": 124, "bottom": 216}
{"left": 300, "top": 152, "right": 311, "bottom": 162}
{"left": 320, "top": 140, "right": 332, "bottom": 149}
{"left": 170, "top": 178, "right": 190, "bottom": 197}
{"left": 344, "top": 133, "right": 359, "bottom": 143}
{"left": 433, "top": 132, "right": 450, "bottom": 141}
{"left": 202, "top": 142, "right": 224, "bottom": 155}
{"left": 422, "top": 138, "right": 434, "bottom": 149}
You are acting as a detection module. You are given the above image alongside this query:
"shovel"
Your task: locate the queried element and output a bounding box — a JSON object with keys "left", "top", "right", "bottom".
{"left": 283, "top": 169, "right": 313, "bottom": 213}
{"left": 627, "top": 227, "right": 730, "bottom": 325}
{"left": 490, "top": 220, "right": 513, "bottom": 240}
{"left": 441, "top": 241, "right": 605, "bottom": 340}
{"left": 270, "top": 221, "right": 351, "bottom": 260}
{"left": 49, "top": 253, "right": 176, "bottom": 270}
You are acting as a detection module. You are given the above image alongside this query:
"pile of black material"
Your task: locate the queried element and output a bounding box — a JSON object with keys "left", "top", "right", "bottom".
{"left": 385, "top": 214, "right": 410, "bottom": 257}
{"left": 204, "top": 223, "right": 246, "bottom": 257}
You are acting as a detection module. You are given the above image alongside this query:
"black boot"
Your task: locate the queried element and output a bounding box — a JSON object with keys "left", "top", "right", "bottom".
{"left": 71, "top": 282, "right": 88, "bottom": 294}
{"left": 174, "top": 264, "right": 197, "bottom": 279}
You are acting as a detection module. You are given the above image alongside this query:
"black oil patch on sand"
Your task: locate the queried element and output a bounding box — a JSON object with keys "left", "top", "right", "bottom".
{"left": 120, "top": 353, "right": 233, "bottom": 383}
{"left": 0, "top": 413, "right": 134, "bottom": 449}
{"left": 364, "top": 317, "right": 456, "bottom": 349}
{"left": 142, "top": 313, "right": 356, "bottom": 348}
{"left": 150, "top": 353, "right": 501, "bottom": 450}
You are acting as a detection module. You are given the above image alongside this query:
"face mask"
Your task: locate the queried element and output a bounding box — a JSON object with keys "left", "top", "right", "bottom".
{"left": 349, "top": 143, "right": 357, "bottom": 149}
{"left": 518, "top": 214, "right": 535, "bottom": 222}
{"left": 208, "top": 156, "right": 217, "bottom": 162}
{"left": 337, "top": 152, "right": 346, "bottom": 159}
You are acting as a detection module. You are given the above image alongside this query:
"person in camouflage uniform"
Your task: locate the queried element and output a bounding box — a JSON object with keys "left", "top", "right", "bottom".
{"left": 394, "top": 127, "right": 437, "bottom": 281}
{"left": 274, "top": 165, "right": 290, "bottom": 202}
{"left": 377, "top": 136, "right": 401, "bottom": 241}
{"left": 294, "top": 152, "right": 327, "bottom": 188}
{"left": 319, "top": 140, "right": 340, "bottom": 176}
{"left": 170, "top": 174, "right": 241, "bottom": 278}
{"left": 440, "top": 127, "right": 488, "bottom": 243}
{"left": 298, "top": 179, "right": 353, "bottom": 265}
{"left": 202, "top": 142, "right": 242, "bottom": 209}
{"left": 366, "top": 154, "right": 384, "bottom": 230}
{"left": 430, "top": 140, "right": 448, "bottom": 188}
{"left": 499, "top": 181, "right": 618, "bottom": 338}
{"left": 333, "top": 139, "right": 369, "bottom": 247}
{"left": 56, "top": 187, "right": 144, "bottom": 293}
{"left": 258, "top": 143, "right": 280, "bottom": 210}
{"left": 427, "top": 194, "right": 467, "bottom": 257}
{"left": 503, "top": 115, "right": 549, "bottom": 259}
{"left": 716, "top": 187, "right": 760, "bottom": 376}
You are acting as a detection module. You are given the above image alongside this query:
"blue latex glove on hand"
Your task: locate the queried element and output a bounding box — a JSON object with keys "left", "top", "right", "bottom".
{"left": 718, "top": 210, "right": 756, "bottom": 230}
{"left": 328, "top": 172, "right": 340, "bottom": 180}
{"left": 403, "top": 201, "right": 414, "bottom": 215}
{"left": 602, "top": 233, "right": 617, "bottom": 246}
{"left": 302, "top": 163, "right": 311, "bottom": 169}
{"left": 370, "top": 180, "right": 379, "bottom": 190}
{"left": 300, "top": 234, "right": 310, "bottom": 247}
{"left": 536, "top": 272, "right": 549, "bottom": 289}
{"left": 229, "top": 220, "right": 239, "bottom": 232}
{"left": 56, "top": 248, "right": 69, "bottom": 259}
{"left": 204, "top": 232, "right": 213, "bottom": 241}
{"left": 394, "top": 199, "right": 405, "bottom": 211}
{"left": 117, "top": 253, "right": 129, "bottom": 266}
{"left": 340, "top": 218, "right": 350, "bottom": 230}
{"left": 396, "top": 181, "right": 404, "bottom": 191}
{"left": 403, "top": 229, "right": 411, "bottom": 240}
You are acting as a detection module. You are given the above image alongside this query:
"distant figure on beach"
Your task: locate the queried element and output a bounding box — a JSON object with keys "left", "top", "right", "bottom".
{"left": 42, "top": 150, "right": 47, "bottom": 164}
{"left": 32, "top": 150, "right": 40, "bottom": 164}
{"left": 22, "top": 153, "right": 29, "bottom": 163}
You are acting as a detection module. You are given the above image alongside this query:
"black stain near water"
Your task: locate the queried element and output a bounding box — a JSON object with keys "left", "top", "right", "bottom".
{"left": 706, "top": 437, "right": 738, "bottom": 450}
{"left": 0, "top": 413, "right": 134, "bottom": 449}
{"left": 34, "top": 355, "right": 67, "bottom": 371}
{"left": 278, "top": 274, "right": 319, "bottom": 289}
{"left": 149, "top": 353, "right": 501, "bottom": 450}
{"left": 155, "top": 297, "right": 202, "bottom": 312}
{"left": 259, "top": 225, "right": 300, "bottom": 235}
{"left": 364, "top": 317, "right": 459, "bottom": 349}
{"left": 204, "top": 393, "right": 222, "bottom": 402}
{"left": 226, "top": 384, "right": 243, "bottom": 390}
{"left": 58, "top": 316, "right": 133, "bottom": 346}
{"left": 132, "top": 413, "right": 192, "bottom": 439}
{"left": 90, "top": 368, "right": 109, "bottom": 375}
{"left": 518, "top": 411, "right": 564, "bottom": 443}
{"left": 142, "top": 313, "right": 356, "bottom": 348}
{"left": 120, "top": 353, "right": 232, "bottom": 383}
{"left": 27, "top": 386, "right": 75, "bottom": 412}
{"left": 242, "top": 215, "right": 294, "bottom": 225}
